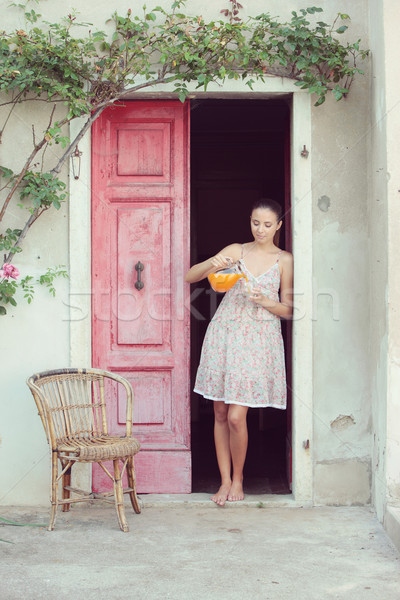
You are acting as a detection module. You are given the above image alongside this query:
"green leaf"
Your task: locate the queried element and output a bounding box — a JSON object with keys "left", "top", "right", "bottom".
{"left": 0, "top": 166, "right": 14, "bottom": 179}
{"left": 336, "top": 26, "right": 348, "bottom": 34}
{"left": 246, "top": 79, "right": 255, "bottom": 90}
{"left": 314, "top": 95, "right": 326, "bottom": 106}
{"left": 92, "top": 31, "right": 105, "bottom": 41}
{"left": 0, "top": 306, "right": 6, "bottom": 315}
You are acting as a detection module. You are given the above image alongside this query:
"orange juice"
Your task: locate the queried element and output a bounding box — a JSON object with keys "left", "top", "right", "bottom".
{"left": 208, "top": 272, "right": 244, "bottom": 293}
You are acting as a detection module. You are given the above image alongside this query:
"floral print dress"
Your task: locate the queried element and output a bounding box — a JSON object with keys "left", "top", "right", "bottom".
{"left": 194, "top": 248, "right": 287, "bottom": 409}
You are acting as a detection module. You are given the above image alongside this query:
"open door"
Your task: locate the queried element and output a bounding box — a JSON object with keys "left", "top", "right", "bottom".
{"left": 91, "top": 101, "right": 191, "bottom": 493}
{"left": 189, "top": 99, "right": 292, "bottom": 495}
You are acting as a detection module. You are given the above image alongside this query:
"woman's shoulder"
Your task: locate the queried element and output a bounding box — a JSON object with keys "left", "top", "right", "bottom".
{"left": 278, "top": 249, "right": 292, "bottom": 258}
{"left": 278, "top": 250, "right": 293, "bottom": 266}
{"left": 219, "top": 242, "right": 243, "bottom": 259}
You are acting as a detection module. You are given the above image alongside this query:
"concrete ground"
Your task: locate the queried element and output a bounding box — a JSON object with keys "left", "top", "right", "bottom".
{"left": 1, "top": 496, "right": 399, "bottom": 600}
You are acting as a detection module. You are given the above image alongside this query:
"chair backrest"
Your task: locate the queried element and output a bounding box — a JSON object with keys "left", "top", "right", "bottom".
{"left": 27, "top": 368, "right": 133, "bottom": 449}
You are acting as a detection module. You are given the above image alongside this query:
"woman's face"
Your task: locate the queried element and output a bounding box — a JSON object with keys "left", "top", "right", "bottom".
{"left": 250, "top": 208, "right": 282, "bottom": 244}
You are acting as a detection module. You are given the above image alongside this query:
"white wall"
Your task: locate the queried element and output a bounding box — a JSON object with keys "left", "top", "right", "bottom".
{"left": 310, "top": 1, "right": 371, "bottom": 504}
{"left": 368, "top": 0, "right": 388, "bottom": 522}
{"left": 368, "top": 0, "right": 400, "bottom": 528}
{"left": 381, "top": 0, "right": 400, "bottom": 515}
{"left": 0, "top": 100, "right": 70, "bottom": 504}
{"left": 384, "top": 0, "right": 400, "bottom": 509}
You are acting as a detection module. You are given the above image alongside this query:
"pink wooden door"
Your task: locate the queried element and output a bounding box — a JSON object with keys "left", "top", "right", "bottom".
{"left": 91, "top": 101, "right": 191, "bottom": 493}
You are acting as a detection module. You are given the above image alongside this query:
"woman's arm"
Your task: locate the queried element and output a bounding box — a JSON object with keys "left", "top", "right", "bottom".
{"left": 185, "top": 243, "right": 242, "bottom": 284}
{"left": 250, "top": 252, "right": 294, "bottom": 319}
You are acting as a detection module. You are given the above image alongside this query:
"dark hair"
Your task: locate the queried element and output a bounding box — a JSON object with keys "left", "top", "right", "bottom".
{"left": 251, "top": 198, "right": 283, "bottom": 222}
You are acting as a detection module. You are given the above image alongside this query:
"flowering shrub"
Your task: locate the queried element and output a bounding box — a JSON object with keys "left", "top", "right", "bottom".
{"left": 0, "top": 263, "right": 19, "bottom": 280}
{"left": 0, "top": 263, "right": 19, "bottom": 314}
{"left": 0, "top": 263, "right": 67, "bottom": 315}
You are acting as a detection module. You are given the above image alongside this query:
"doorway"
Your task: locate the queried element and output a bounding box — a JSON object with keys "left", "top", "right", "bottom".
{"left": 190, "top": 98, "right": 292, "bottom": 495}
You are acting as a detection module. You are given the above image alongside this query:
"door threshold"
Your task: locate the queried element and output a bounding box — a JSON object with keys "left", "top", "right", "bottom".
{"left": 138, "top": 493, "right": 298, "bottom": 508}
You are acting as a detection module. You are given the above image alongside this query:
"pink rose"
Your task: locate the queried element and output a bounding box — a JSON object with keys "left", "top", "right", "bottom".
{"left": 0, "top": 263, "right": 20, "bottom": 280}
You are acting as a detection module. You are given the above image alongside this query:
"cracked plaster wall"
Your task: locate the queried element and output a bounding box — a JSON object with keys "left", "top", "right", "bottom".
{"left": 378, "top": 1, "right": 400, "bottom": 515}
{"left": 368, "top": 0, "right": 388, "bottom": 522}
{"left": 310, "top": 0, "right": 371, "bottom": 505}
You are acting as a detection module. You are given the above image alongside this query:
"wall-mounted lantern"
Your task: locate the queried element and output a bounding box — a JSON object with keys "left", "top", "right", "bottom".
{"left": 71, "top": 146, "right": 83, "bottom": 180}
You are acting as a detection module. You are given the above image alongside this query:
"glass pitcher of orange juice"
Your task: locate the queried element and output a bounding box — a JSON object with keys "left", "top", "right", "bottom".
{"left": 208, "top": 262, "right": 247, "bottom": 293}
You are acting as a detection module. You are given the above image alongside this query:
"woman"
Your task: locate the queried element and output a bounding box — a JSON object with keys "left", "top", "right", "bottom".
{"left": 185, "top": 199, "right": 293, "bottom": 506}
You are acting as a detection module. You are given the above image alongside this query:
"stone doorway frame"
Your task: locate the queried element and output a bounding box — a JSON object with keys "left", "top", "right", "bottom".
{"left": 68, "top": 84, "right": 313, "bottom": 504}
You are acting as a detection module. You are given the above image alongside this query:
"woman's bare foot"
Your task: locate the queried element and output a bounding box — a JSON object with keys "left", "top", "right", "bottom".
{"left": 227, "top": 480, "right": 244, "bottom": 502}
{"left": 211, "top": 482, "right": 232, "bottom": 506}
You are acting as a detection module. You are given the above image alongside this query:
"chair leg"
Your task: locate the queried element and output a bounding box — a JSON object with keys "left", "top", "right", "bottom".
{"left": 62, "top": 462, "right": 72, "bottom": 512}
{"left": 48, "top": 452, "right": 59, "bottom": 531}
{"left": 113, "top": 459, "right": 129, "bottom": 532}
{"left": 127, "top": 456, "right": 141, "bottom": 514}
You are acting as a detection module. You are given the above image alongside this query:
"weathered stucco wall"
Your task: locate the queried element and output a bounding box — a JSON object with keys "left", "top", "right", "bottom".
{"left": 0, "top": 0, "right": 375, "bottom": 506}
{"left": 367, "top": 0, "right": 400, "bottom": 547}
{"left": 0, "top": 100, "right": 70, "bottom": 504}
{"left": 311, "top": 1, "right": 371, "bottom": 504}
{"left": 384, "top": 1, "right": 400, "bottom": 511}
{"left": 368, "top": 0, "right": 388, "bottom": 522}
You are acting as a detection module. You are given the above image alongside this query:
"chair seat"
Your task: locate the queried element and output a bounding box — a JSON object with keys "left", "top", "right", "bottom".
{"left": 57, "top": 436, "right": 141, "bottom": 461}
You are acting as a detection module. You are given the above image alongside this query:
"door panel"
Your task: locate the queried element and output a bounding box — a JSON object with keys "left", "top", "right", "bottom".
{"left": 91, "top": 101, "right": 191, "bottom": 493}
{"left": 116, "top": 204, "right": 171, "bottom": 346}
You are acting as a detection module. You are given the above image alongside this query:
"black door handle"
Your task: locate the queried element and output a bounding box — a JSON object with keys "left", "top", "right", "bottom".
{"left": 134, "top": 261, "right": 144, "bottom": 290}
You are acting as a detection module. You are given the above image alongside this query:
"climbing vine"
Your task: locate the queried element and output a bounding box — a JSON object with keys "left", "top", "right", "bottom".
{"left": 0, "top": 0, "right": 368, "bottom": 314}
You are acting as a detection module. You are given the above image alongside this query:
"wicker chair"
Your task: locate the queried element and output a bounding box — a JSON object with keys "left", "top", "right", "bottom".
{"left": 27, "top": 368, "right": 141, "bottom": 532}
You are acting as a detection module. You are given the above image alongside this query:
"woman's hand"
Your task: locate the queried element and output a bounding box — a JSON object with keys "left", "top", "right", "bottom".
{"left": 249, "top": 279, "right": 293, "bottom": 320}
{"left": 249, "top": 286, "right": 266, "bottom": 305}
{"left": 249, "top": 286, "right": 279, "bottom": 312}
{"left": 185, "top": 243, "right": 241, "bottom": 284}
{"left": 210, "top": 254, "right": 234, "bottom": 272}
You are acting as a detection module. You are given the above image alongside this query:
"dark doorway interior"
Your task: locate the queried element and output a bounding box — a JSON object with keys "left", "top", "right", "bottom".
{"left": 190, "top": 99, "right": 292, "bottom": 495}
